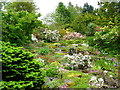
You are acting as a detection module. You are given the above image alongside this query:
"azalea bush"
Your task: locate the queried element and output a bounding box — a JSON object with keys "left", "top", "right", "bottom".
{"left": 63, "top": 32, "right": 85, "bottom": 40}
{"left": 43, "top": 29, "right": 60, "bottom": 42}
{"left": 1, "top": 41, "right": 45, "bottom": 89}
{"left": 64, "top": 53, "right": 92, "bottom": 70}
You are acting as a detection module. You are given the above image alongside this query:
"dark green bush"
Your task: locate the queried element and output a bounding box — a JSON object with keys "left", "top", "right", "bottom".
{"left": 1, "top": 41, "right": 45, "bottom": 89}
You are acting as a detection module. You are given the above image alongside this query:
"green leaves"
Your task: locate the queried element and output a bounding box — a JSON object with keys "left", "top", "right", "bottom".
{"left": 1, "top": 41, "right": 45, "bottom": 89}
{"left": 88, "top": 26, "right": 120, "bottom": 55}
{"left": 2, "top": 10, "right": 42, "bottom": 46}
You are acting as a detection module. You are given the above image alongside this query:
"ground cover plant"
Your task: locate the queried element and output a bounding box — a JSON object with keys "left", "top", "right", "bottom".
{"left": 1, "top": 1, "right": 120, "bottom": 89}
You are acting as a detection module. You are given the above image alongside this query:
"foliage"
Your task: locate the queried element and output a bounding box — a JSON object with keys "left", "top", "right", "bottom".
{"left": 94, "top": 57, "right": 118, "bottom": 72}
{"left": 55, "top": 2, "right": 71, "bottom": 25}
{"left": 6, "top": 0, "right": 38, "bottom": 13}
{"left": 2, "top": 10, "right": 42, "bottom": 46}
{"left": 1, "top": 41, "right": 45, "bottom": 89}
{"left": 43, "top": 29, "right": 61, "bottom": 42}
{"left": 72, "top": 12, "right": 97, "bottom": 34}
{"left": 95, "top": 2, "right": 120, "bottom": 26}
{"left": 37, "top": 47, "right": 50, "bottom": 55}
{"left": 88, "top": 26, "right": 120, "bottom": 55}
{"left": 45, "top": 79, "right": 64, "bottom": 88}
{"left": 67, "top": 2, "right": 83, "bottom": 23}
{"left": 45, "top": 62, "right": 60, "bottom": 77}
{"left": 86, "top": 23, "right": 97, "bottom": 36}
{"left": 33, "top": 26, "right": 45, "bottom": 40}
{"left": 82, "top": 3, "right": 94, "bottom": 13}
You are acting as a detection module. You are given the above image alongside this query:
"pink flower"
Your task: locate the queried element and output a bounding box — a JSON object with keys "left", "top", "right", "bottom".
{"left": 22, "top": 48, "right": 25, "bottom": 50}
{"left": 96, "top": 50, "right": 100, "bottom": 54}
{"left": 96, "top": 26, "right": 101, "bottom": 28}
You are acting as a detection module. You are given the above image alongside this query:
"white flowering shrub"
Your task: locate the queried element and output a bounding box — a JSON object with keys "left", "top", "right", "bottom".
{"left": 89, "top": 76, "right": 104, "bottom": 88}
{"left": 43, "top": 29, "right": 60, "bottom": 42}
{"left": 64, "top": 53, "right": 92, "bottom": 69}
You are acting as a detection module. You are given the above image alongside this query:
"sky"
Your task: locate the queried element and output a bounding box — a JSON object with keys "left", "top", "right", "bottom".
{"left": 34, "top": 0, "right": 100, "bottom": 20}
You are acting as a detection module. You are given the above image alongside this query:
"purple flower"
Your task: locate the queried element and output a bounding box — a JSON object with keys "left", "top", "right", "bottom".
{"left": 114, "top": 65, "right": 118, "bottom": 67}
{"left": 111, "top": 58, "right": 115, "bottom": 61}
{"left": 90, "top": 70, "right": 98, "bottom": 73}
{"left": 22, "top": 48, "right": 25, "bottom": 50}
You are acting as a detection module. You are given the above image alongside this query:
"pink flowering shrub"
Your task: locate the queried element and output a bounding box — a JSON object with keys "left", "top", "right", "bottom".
{"left": 63, "top": 32, "right": 85, "bottom": 40}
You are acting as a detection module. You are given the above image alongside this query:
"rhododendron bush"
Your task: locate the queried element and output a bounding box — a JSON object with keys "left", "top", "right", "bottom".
{"left": 63, "top": 32, "right": 85, "bottom": 40}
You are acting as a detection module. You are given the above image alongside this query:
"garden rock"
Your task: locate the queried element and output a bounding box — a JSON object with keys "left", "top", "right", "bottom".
{"left": 68, "top": 48, "right": 76, "bottom": 55}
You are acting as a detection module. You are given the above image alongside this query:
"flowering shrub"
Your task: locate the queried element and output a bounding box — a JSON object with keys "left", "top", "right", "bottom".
{"left": 63, "top": 32, "right": 85, "bottom": 40}
{"left": 88, "top": 26, "right": 120, "bottom": 54}
{"left": 64, "top": 53, "right": 92, "bottom": 69}
{"left": 43, "top": 29, "right": 60, "bottom": 42}
{"left": 89, "top": 76, "right": 104, "bottom": 88}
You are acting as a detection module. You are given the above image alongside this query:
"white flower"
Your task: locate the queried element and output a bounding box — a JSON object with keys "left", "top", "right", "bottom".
{"left": 98, "top": 78, "right": 104, "bottom": 82}
{"left": 81, "top": 43, "right": 89, "bottom": 47}
{"left": 103, "top": 70, "right": 108, "bottom": 74}
{"left": 71, "top": 60, "right": 76, "bottom": 64}
{"left": 91, "top": 76, "right": 97, "bottom": 81}
{"left": 72, "top": 44, "right": 78, "bottom": 46}
{"left": 96, "top": 84, "right": 100, "bottom": 87}
{"left": 109, "top": 75, "right": 113, "bottom": 77}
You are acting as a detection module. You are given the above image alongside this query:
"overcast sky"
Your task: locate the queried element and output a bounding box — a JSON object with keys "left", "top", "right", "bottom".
{"left": 34, "top": 0, "right": 100, "bottom": 19}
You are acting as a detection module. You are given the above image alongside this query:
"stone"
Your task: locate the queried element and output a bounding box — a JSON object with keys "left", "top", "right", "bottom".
{"left": 68, "top": 48, "right": 76, "bottom": 55}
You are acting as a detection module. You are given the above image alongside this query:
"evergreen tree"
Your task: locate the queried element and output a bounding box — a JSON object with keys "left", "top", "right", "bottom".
{"left": 82, "top": 3, "right": 94, "bottom": 13}
{"left": 55, "top": 2, "right": 71, "bottom": 25}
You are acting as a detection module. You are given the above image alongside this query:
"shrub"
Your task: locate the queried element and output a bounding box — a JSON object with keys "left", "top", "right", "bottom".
{"left": 33, "top": 26, "right": 46, "bottom": 40}
{"left": 86, "top": 23, "right": 97, "bottom": 36}
{"left": 2, "top": 10, "right": 42, "bottom": 46}
{"left": 43, "top": 29, "right": 60, "bottom": 42}
{"left": 63, "top": 32, "right": 85, "bottom": 40}
{"left": 1, "top": 41, "right": 45, "bottom": 89}
{"left": 64, "top": 53, "right": 92, "bottom": 69}
{"left": 88, "top": 26, "right": 120, "bottom": 55}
